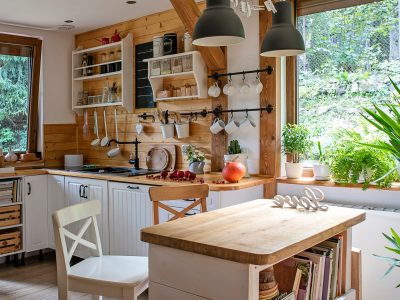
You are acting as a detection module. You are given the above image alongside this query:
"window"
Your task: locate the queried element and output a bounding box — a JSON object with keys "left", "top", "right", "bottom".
{"left": 296, "top": 0, "right": 400, "bottom": 146}
{"left": 0, "top": 34, "right": 41, "bottom": 153}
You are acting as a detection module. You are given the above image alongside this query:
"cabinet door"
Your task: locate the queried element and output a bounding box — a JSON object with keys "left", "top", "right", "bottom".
{"left": 24, "top": 175, "right": 48, "bottom": 252}
{"left": 108, "top": 182, "right": 152, "bottom": 256}
{"left": 86, "top": 178, "right": 109, "bottom": 255}
{"left": 47, "top": 175, "right": 65, "bottom": 249}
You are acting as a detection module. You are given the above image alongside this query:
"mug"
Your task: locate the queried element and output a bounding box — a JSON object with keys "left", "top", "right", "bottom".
{"left": 136, "top": 122, "right": 144, "bottom": 135}
{"left": 240, "top": 79, "right": 251, "bottom": 95}
{"left": 239, "top": 116, "right": 256, "bottom": 132}
{"left": 225, "top": 118, "right": 240, "bottom": 134}
{"left": 251, "top": 77, "right": 263, "bottom": 94}
{"left": 163, "top": 33, "right": 178, "bottom": 55}
{"left": 223, "top": 79, "right": 236, "bottom": 96}
{"left": 208, "top": 82, "right": 221, "bottom": 98}
{"left": 210, "top": 118, "right": 225, "bottom": 134}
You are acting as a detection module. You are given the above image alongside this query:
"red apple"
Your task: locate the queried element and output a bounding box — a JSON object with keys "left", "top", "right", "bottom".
{"left": 222, "top": 161, "right": 246, "bottom": 183}
{"left": 169, "top": 172, "right": 177, "bottom": 179}
{"left": 160, "top": 170, "right": 169, "bottom": 178}
{"left": 177, "top": 170, "right": 185, "bottom": 178}
{"left": 184, "top": 170, "right": 191, "bottom": 178}
{"left": 189, "top": 172, "right": 196, "bottom": 180}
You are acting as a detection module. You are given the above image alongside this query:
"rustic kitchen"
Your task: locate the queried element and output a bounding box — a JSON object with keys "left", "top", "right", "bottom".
{"left": 0, "top": 0, "right": 399, "bottom": 299}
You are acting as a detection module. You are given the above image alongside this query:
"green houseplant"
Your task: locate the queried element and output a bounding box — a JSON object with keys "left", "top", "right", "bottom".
{"left": 282, "top": 124, "right": 312, "bottom": 179}
{"left": 224, "top": 140, "right": 249, "bottom": 178}
{"left": 185, "top": 145, "right": 205, "bottom": 174}
{"left": 329, "top": 130, "right": 398, "bottom": 189}
{"left": 360, "top": 78, "right": 400, "bottom": 178}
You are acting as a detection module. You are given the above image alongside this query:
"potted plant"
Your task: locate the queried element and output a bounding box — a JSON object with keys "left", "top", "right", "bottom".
{"left": 184, "top": 145, "right": 205, "bottom": 174}
{"left": 329, "top": 130, "right": 399, "bottom": 189}
{"left": 361, "top": 78, "right": 400, "bottom": 178}
{"left": 224, "top": 140, "right": 249, "bottom": 177}
{"left": 281, "top": 124, "right": 312, "bottom": 179}
{"left": 313, "top": 141, "right": 331, "bottom": 180}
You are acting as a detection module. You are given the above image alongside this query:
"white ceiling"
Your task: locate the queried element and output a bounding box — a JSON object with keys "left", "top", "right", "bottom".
{"left": 0, "top": 0, "right": 178, "bottom": 33}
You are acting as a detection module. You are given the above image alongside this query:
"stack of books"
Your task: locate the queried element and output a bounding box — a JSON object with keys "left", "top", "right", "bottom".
{"left": 262, "top": 234, "right": 346, "bottom": 300}
{"left": 0, "top": 180, "right": 19, "bottom": 205}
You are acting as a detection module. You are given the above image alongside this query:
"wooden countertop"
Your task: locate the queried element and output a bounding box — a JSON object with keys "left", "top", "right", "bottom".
{"left": 0, "top": 168, "right": 273, "bottom": 191}
{"left": 141, "top": 199, "right": 365, "bottom": 265}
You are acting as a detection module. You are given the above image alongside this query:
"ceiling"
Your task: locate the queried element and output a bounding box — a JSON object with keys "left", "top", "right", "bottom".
{"left": 0, "top": 0, "right": 179, "bottom": 34}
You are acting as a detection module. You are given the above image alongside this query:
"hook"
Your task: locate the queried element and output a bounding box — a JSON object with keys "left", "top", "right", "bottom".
{"left": 242, "top": 71, "right": 246, "bottom": 81}
{"left": 229, "top": 74, "right": 233, "bottom": 83}
{"left": 195, "top": 112, "right": 198, "bottom": 121}
{"left": 230, "top": 110, "right": 234, "bottom": 120}
{"left": 256, "top": 69, "right": 260, "bottom": 80}
{"left": 260, "top": 107, "right": 263, "bottom": 118}
{"left": 246, "top": 109, "right": 249, "bottom": 118}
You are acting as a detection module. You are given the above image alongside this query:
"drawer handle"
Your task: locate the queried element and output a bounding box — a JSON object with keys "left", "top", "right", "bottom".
{"left": 27, "top": 183, "right": 31, "bottom": 195}
{"left": 185, "top": 212, "right": 196, "bottom": 216}
{"left": 127, "top": 186, "right": 140, "bottom": 190}
{"left": 184, "top": 198, "right": 196, "bottom": 202}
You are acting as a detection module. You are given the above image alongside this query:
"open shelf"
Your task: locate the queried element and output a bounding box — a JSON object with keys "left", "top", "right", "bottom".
{"left": 0, "top": 224, "right": 23, "bottom": 230}
{"left": 0, "top": 202, "right": 22, "bottom": 208}
{"left": 73, "top": 102, "right": 123, "bottom": 109}
{"left": 155, "top": 95, "right": 200, "bottom": 102}
{"left": 73, "top": 70, "right": 122, "bottom": 81}
{"left": 73, "top": 41, "right": 123, "bottom": 55}
{"left": 74, "top": 60, "right": 122, "bottom": 71}
{"left": 149, "top": 71, "right": 195, "bottom": 79}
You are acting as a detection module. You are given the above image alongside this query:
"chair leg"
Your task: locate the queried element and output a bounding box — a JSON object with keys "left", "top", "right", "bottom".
{"left": 91, "top": 295, "right": 102, "bottom": 300}
{"left": 58, "top": 288, "right": 71, "bottom": 300}
{"left": 123, "top": 287, "right": 136, "bottom": 300}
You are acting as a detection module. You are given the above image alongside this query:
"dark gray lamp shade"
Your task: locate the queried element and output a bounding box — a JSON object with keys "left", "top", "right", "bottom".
{"left": 260, "top": 1, "right": 305, "bottom": 57}
{"left": 193, "top": 0, "right": 245, "bottom": 47}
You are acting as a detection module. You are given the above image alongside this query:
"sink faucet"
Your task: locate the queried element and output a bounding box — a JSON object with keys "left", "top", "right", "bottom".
{"left": 108, "top": 138, "right": 141, "bottom": 170}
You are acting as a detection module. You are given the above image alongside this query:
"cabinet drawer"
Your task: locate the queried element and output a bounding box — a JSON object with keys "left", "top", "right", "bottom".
{"left": 150, "top": 281, "right": 210, "bottom": 300}
{"left": 109, "top": 181, "right": 150, "bottom": 193}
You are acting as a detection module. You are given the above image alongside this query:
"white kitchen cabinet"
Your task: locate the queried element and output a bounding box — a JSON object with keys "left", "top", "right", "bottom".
{"left": 108, "top": 182, "right": 152, "bottom": 256}
{"left": 24, "top": 175, "right": 48, "bottom": 252}
{"left": 47, "top": 175, "right": 65, "bottom": 249}
{"left": 64, "top": 176, "right": 109, "bottom": 257}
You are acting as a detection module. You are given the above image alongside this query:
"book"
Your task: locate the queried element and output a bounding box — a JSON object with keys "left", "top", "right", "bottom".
{"left": 297, "top": 251, "right": 324, "bottom": 300}
{"left": 312, "top": 246, "right": 333, "bottom": 300}
{"left": 293, "top": 256, "right": 313, "bottom": 300}
{"left": 319, "top": 239, "right": 341, "bottom": 300}
{"left": 273, "top": 258, "right": 302, "bottom": 297}
{"left": 272, "top": 292, "right": 295, "bottom": 300}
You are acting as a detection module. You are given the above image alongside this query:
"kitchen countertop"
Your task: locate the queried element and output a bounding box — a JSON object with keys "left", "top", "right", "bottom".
{"left": 0, "top": 168, "right": 273, "bottom": 192}
{"left": 141, "top": 199, "right": 365, "bottom": 265}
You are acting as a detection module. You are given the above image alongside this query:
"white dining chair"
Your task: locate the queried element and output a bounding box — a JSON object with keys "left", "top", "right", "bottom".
{"left": 52, "top": 200, "right": 148, "bottom": 300}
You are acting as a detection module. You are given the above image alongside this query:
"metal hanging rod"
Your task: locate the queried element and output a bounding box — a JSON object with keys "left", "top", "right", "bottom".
{"left": 209, "top": 66, "right": 274, "bottom": 81}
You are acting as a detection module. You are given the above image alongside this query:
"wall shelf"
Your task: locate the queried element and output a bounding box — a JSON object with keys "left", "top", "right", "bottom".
{"left": 72, "top": 33, "right": 133, "bottom": 115}
{"left": 145, "top": 51, "right": 208, "bottom": 102}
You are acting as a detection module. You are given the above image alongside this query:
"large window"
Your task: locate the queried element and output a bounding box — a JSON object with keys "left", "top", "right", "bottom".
{"left": 0, "top": 34, "right": 41, "bottom": 153}
{"left": 297, "top": 0, "right": 400, "bottom": 147}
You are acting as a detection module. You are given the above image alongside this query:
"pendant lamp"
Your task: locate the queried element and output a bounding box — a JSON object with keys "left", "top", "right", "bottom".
{"left": 193, "top": 0, "right": 245, "bottom": 47}
{"left": 260, "top": 1, "right": 305, "bottom": 57}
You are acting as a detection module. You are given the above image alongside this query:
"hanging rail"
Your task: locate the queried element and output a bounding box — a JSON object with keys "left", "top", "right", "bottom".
{"left": 209, "top": 66, "right": 274, "bottom": 81}
{"left": 138, "top": 105, "right": 274, "bottom": 122}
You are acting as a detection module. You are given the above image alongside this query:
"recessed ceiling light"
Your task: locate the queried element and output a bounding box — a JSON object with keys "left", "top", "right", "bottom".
{"left": 64, "top": 20, "right": 74, "bottom": 23}
{"left": 126, "top": 0, "right": 136, "bottom": 4}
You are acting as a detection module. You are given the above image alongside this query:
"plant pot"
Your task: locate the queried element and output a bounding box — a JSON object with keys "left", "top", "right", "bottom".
{"left": 357, "top": 168, "right": 373, "bottom": 183}
{"left": 175, "top": 122, "right": 189, "bottom": 139}
{"left": 224, "top": 153, "right": 249, "bottom": 178}
{"left": 313, "top": 164, "right": 331, "bottom": 181}
{"left": 189, "top": 161, "right": 205, "bottom": 174}
{"left": 285, "top": 162, "right": 303, "bottom": 179}
{"left": 160, "top": 123, "right": 174, "bottom": 139}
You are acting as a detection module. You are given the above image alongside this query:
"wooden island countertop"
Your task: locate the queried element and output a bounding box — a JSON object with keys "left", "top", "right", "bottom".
{"left": 0, "top": 168, "right": 273, "bottom": 192}
{"left": 141, "top": 199, "right": 365, "bottom": 265}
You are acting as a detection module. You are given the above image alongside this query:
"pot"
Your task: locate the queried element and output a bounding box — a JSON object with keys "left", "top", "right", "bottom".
{"left": 98, "top": 37, "right": 110, "bottom": 45}
{"left": 285, "top": 162, "right": 303, "bottom": 179}
{"left": 111, "top": 30, "right": 121, "bottom": 43}
{"left": 189, "top": 161, "right": 205, "bottom": 174}
{"left": 224, "top": 153, "right": 249, "bottom": 178}
{"left": 313, "top": 164, "right": 331, "bottom": 181}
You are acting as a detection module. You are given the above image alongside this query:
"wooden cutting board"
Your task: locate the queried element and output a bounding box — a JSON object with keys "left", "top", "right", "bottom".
{"left": 146, "top": 144, "right": 176, "bottom": 171}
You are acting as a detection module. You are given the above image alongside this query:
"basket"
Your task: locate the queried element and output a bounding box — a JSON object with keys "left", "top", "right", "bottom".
{"left": 0, "top": 205, "right": 21, "bottom": 227}
{"left": 175, "top": 121, "right": 190, "bottom": 139}
{"left": 0, "top": 229, "right": 21, "bottom": 255}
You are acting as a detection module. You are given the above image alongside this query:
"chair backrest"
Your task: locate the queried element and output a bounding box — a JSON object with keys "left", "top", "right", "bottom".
{"left": 149, "top": 184, "right": 209, "bottom": 225}
{"left": 52, "top": 200, "right": 103, "bottom": 274}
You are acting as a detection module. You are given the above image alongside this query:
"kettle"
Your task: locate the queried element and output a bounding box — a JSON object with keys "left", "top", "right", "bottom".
{"left": 111, "top": 30, "right": 121, "bottom": 43}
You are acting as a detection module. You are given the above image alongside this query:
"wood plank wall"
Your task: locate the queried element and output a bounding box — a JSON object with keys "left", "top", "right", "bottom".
{"left": 43, "top": 124, "right": 78, "bottom": 167}
{"left": 71, "top": 3, "right": 218, "bottom": 172}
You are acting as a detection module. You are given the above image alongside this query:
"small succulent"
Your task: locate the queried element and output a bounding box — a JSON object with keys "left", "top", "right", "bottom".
{"left": 227, "top": 140, "right": 242, "bottom": 155}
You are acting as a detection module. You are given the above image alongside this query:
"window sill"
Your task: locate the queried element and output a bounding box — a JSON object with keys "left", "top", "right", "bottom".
{"left": 277, "top": 177, "right": 400, "bottom": 191}
{"left": 3, "top": 160, "right": 44, "bottom": 170}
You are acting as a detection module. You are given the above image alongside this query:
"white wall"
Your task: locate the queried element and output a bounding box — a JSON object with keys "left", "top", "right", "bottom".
{"left": 227, "top": 12, "right": 260, "bottom": 174}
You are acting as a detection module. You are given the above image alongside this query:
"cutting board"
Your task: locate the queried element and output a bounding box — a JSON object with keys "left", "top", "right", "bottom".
{"left": 146, "top": 144, "right": 176, "bottom": 171}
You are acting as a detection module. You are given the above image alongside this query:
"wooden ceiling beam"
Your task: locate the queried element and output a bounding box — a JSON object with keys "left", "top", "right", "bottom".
{"left": 169, "top": 0, "right": 226, "bottom": 71}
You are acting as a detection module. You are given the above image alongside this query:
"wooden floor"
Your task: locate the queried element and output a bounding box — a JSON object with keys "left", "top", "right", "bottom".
{"left": 0, "top": 254, "right": 148, "bottom": 300}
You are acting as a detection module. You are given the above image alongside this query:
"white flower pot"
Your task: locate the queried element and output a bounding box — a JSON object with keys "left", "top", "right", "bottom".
{"left": 285, "top": 162, "right": 304, "bottom": 179}
{"left": 357, "top": 168, "right": 373, "bottom": 183}
{"left": 224, "top": 153, "right": 249, "bottom": 178}
{"left": 313, "top": 164, "right": 331, "bottom": 181}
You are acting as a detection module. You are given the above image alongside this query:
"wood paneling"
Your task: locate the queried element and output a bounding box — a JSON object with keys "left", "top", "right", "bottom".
{"left": 259, "top": 3, "right": 281, "bottom": 191}
{"left": 73, "top": 3, "right": 225, "bottom": 172}
{"left": 43, "top": 124, "right": 77, "bottom": 167}
{"left": 296, "top": 0, "right": 378, "bottom": 16}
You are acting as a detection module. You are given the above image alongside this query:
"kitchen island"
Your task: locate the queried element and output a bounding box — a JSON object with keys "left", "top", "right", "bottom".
{"left": 141, "top": 199, "right": 366, "bottom": 300}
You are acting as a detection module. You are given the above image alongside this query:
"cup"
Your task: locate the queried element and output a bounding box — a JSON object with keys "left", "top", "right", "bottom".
{"left": 210, "top": 118, "right": 225, "bottom": 134}
{"left": 239, "top": 116, "right": 256, "bottom": 132}
{"left": 239, "top": 79, "right": 250, "bottom": 95}
{"left": 225, "top": 117, "right": 240, "bottom": 134}
{"left": 208, "top": 82, "right": 221, "bottom": 98}
{"left": 251, "top": 77, "right": 263, "bottom": 94}
{"left": 136, "top": 122, "right": 144, "bottom": 135}
{"left": 223, "top": 79, "right": 236, "bottom": 96}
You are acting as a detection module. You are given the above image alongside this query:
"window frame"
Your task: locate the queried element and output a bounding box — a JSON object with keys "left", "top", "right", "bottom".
{"left": 0, "top": 33, "right": 42, "bottom": 154}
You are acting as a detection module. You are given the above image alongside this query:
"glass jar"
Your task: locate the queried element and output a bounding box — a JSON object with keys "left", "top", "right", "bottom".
{"left": 100, "top": 53, "right": 108, "bottom": 74}
{"left": 108, "top": 51, "right": 116, "bottom": 73}
{"left": 115, "top": 49, "right": 122, "bottom": 71}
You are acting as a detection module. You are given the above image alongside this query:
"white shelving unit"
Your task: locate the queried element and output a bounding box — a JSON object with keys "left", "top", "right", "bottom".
{"left": 144, "top": 51, "right": 207, "bottom": 102}
{"left": 72, "top": 33, "right": 133, "bottom": 114}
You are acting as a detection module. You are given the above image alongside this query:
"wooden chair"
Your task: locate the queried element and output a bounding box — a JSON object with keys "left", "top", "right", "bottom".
{"left": 149, "top": 184, "right": 209, "bottom": 225}
{"left": 52, "top": 200, "right": 148, "bottom": 300}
